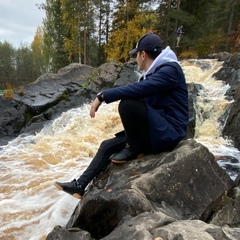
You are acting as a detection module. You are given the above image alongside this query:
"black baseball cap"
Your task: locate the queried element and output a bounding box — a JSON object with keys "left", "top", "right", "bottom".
{"left": 129, "top": 33, "right": 162, "bottom": 55}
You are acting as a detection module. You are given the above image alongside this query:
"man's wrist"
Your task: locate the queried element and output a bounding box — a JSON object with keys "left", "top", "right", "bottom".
{"left": 97, "top": 92, "right": 104, "bottom": 102}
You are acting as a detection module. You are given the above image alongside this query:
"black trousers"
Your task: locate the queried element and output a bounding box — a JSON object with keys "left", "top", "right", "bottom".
{"left": 78, "top": 99, "right": 151, "bottom": 188}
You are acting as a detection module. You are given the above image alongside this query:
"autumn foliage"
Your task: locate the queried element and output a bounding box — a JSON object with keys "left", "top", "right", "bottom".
{"left": 0, "top": 0, "right": 240, "bottom": 89}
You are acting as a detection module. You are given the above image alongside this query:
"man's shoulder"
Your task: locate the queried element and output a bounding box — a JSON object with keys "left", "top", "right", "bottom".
{"left": 157, "top": 62, "right": 180, "bottom": 69}
{"left": 155, "top": 62, "right": 183, "bottom": 75}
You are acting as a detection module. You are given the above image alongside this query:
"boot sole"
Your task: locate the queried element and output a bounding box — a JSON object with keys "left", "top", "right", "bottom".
{"left": 54, "top": 183, "right": 83, "bottom": 199}
{"left": 111, "top": 153, "right": 145, "bottom": 164}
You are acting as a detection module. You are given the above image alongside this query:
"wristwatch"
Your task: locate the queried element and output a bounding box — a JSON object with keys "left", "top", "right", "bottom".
{"left": 97, "top": 92, "right": 104, "bottom": 102}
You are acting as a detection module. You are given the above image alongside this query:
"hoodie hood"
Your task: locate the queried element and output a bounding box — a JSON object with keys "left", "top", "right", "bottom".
{"left": 142, "top": 46, "right": 179, "bottom": 80}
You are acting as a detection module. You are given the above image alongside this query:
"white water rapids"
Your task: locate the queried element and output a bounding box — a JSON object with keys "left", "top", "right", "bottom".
{"left": 0, "top": 59, "right": 239, "bottom": 240}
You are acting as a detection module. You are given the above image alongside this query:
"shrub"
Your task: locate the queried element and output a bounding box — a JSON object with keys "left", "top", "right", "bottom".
{"left": 179, "top": 50, "right": 198, "bottom": 59}
{"left": 3, "top": 84, "right": 14, "bottom": 99}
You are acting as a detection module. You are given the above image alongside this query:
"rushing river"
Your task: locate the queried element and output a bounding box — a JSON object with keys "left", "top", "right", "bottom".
{"left": 0, "top": 59, "right": 239, "bottom": 240}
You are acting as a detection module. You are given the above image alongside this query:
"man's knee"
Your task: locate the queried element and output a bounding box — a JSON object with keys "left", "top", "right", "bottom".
{"left": 118, "top": 99, "right": 139, "bottom": 113}
{"left": 119, "top": 99, "right": 130, "bottom": 111}
{"left": 99, "top": 138, "right": 114, "bottom": 150}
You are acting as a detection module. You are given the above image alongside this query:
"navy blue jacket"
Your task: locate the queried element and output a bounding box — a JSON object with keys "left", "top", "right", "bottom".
{"left": 103, "top": 62, "right": 189, "bottom": 153}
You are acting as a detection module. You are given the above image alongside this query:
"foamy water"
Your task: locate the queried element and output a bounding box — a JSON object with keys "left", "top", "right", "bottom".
{"left": 0, "top": 59, "right": 239, "bottom": 239}
{"left": 0, "top": 103, "right": 122, "bottom": 240}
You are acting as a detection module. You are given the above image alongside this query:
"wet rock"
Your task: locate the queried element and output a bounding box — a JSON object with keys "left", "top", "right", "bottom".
{"left": 207, "top": 52, "right": 231, "bottom": 62}
{"left": 114, "top": 61, "right": 139, "bottom": 87}
{"left": 187, "top": 82, "right": 204, "bottom": 138}
{"left": 0, "top": 62, "right": 121, "bottom": 136}
{"left": 102, "top": 216, "right": 240, "bottom": 240}
{"left": 222, "top": 85, "right": 240, "bottom": 150}
{"left": 209, "top": 187, "right": 240, "bottom": 227}
{"left": 46, "top": 225, "right": 91, "bottom": 240}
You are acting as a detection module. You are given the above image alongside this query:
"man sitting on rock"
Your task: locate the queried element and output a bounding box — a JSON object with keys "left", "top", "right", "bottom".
{"left": 54, "top": 33, "right": 189, "bottom": 199}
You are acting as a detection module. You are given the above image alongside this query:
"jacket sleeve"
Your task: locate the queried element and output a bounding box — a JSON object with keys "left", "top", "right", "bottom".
{"left": 103, "top": 63, "right": 181, "bottom": 104}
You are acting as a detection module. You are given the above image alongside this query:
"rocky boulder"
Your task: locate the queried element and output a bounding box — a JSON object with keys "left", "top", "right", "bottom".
{"left": 211, "top": 53, "right": 240, "bottom": 149}
{"left": 46, "top": 139, "right": 240, "bottom": 240}
{"left": 0, "top": 62, "right": 138, "bottom": 137}
{"left": 222, "top": 84, "right": 240, "bottom": 149}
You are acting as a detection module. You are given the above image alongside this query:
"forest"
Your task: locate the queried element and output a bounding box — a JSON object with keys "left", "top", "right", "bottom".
{"left": 0, "top": 0, "right": 240, "bottom": 89}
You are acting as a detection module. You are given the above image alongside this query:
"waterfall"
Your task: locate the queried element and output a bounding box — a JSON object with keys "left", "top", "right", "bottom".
{"left": 181, "top": 59, "right": 240, "bottom": 179}
{"left": 0, "top": 59, "right": 239, "bottom": 240}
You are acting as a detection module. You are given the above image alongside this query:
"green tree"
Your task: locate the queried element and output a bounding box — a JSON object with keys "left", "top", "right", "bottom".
{"left": 15, "top": 45, "right": 34, "bottom": 86}
{"left": 153, "top": 0, "right": 240, "bottom": 55}
{"left": 61, "top": 0, "right": 82, "bottom": 63}
{"left": 0, "top": 41, "right": 15, "bottom": 89}
{"left": 183, "top": 0, "right": 240, "bottom": 55}
{"left": 41, "top": 0, "right": 100, "bottom": 69}
{"left": 112, "top": 0, "right": 140, "bottom": 30}
{"left": 33, "top": 0, "right": 240, "bottom": 69}
{"left": 216, "top": 0, "right": 240, "bottom": 52}
{"left": 93, "top": 0, "right": 112, "bottom": 64}
{"left": 41, "top": 0, "right": 69, "bottom": 72}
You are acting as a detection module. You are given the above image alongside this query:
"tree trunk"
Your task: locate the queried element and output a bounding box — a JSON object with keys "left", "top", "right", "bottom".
{"left": 226, "top": 0, "right": 235, "bottom": 51}
{"left": 165, "top": 0, "right": 171, "bottom": 46}
{"left": 83, "top": 2, "right": 87, "bottom": 65}
{"left": 173, "top": 0, "right": 181, "bottom": 47}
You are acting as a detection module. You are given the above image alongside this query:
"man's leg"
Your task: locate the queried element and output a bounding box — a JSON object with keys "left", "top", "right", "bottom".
{"left": 111, "top": 99, "right": 151, "bottom": 163}
{"left": 55, "top": 135, "right": 126, "bottom": 198}
{"left": 77, "top": 136, "right": 126, "bottom": 186}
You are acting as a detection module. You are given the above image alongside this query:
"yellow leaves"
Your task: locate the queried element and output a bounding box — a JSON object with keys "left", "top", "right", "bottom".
{"left": 32, "top": 27, "right": 44, "bottom": 50}
{"left": 3, "top": 83, "right": 14, "bottom": 100}
{"left": 105, "top": 12, "right": 158, "bottom": 61}
{"left": 64, "top": 38, "right": 78, "bottom": 62}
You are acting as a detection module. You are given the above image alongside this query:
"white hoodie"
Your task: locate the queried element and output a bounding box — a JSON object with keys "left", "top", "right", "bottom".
{"left": 142, "top": 46, "right": 179, "bottom": 80}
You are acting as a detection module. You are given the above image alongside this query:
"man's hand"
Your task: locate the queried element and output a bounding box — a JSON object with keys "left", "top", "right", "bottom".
{"left": 90, "top": 98, "right": 102, "bottom": 118}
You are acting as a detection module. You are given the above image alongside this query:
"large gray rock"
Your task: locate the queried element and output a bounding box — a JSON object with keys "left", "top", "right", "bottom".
{"left": 222, "top": 85, "right": 240, "bottom": 150}
{"left": 0, "top": 62, "right": 139, "bottom": 137}
{"left": 209, "top": 186, "right": 240, "bottom": 227}
{"left": 102, "top": 215, "right": 240, "bottom": 240}
{"left": 46, "top": 139, "right": 239, "bottom": 240}
{"left": 46, "top": 225, "right": 92, "bottom": 240}
{"left": 187, "top": 82, "right": 204, "bottom": 138}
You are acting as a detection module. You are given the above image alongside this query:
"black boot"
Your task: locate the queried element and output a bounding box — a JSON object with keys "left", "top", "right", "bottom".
{"left": 54, "top": 179, "right": 85, "bottom": 199}
{"left": 111, "top": 144, "right": 145, "bottom": 164}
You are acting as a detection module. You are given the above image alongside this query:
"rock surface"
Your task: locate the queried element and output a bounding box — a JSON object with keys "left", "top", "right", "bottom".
{"left": 0, "top": 62, "right": 138, "bottom": 138}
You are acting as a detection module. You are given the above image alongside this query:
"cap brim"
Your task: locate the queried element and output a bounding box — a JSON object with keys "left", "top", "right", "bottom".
{"left": 129, "top": 48, "right": 137, "bottom": 55}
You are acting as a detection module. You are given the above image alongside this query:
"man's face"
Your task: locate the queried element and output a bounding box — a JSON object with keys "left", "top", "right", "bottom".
{"left": 136, "top": 51, "right": 146, "bottom": 71}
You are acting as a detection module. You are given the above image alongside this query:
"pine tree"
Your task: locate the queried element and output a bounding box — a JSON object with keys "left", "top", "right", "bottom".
{"left": 0, "top": 42, "right": 15, "bottom": 88}
{"left": 41, "top": 0, "right": 69, "bottom": 72}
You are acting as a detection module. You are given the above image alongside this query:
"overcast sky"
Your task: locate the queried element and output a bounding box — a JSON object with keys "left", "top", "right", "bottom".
{"left": 0, "top": 0, "right": 45, "bottom": 47}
